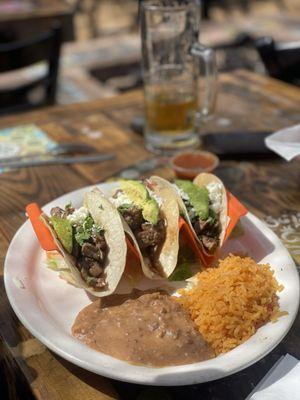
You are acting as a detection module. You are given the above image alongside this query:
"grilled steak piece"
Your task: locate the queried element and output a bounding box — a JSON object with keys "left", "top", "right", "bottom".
{"left": 77, "top": 257, "right": 103, "bottom": 277}
{"left": 50, "top": 207, "right": 65, "bottom": 218}
{"left": 193, "top": 216, "right": 220, "bottom": 254}
{"left": 95, "top": 234, "right": 107, "bottom": 251}
{"left": 50, "top": 206, "right": 75, "bottom": 219}
{"left": 65, "top": 206, "right": 75, "bottom": 216}
{"left": 72, "top": 241, "right": 81, "bottom": 258}
{"left": 94, "top": 277, "right": 106, "bottom": 288}
{"left": 82, "top": 242, "right": 103, "bottom": 261}
{"left": 122, "top": 206, "right": 143, "bottom": 231}
{"left": 74, "top": 230, "right": 109, "bottom": 287}
{"left": 201, "top": 235, "right": 218, "bottom": 253}
{"left": 77, "top": 256, "right": 95, "bottom": 271}
{"left": 119, "top": 202, "right": 166, "bottom": 269}
{"left": 137, "top": 221, "right": 165, "bottom": 249}
{"left": 194, "top": 218, "right": 220, "bottom": 236}
{"left": 194, "top": 219, "right": 211, "bottom": 235}
{"left": 88, "top": 263, "right": 103, "bottom": 278}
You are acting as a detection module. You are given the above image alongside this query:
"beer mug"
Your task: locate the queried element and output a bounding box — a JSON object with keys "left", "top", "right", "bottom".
{"left": 141, "top": 0, "right": 217, "bottom": 153}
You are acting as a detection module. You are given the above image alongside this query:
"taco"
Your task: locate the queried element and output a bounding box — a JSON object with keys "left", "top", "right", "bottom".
{"left": 41, "top": 188, "right": 127, "bottom": 297}
{"left": 110, "top": 177, "right": 179, "bottom": 279}
{"left": 161, "top": 173, "right": 228, "bottom": 256}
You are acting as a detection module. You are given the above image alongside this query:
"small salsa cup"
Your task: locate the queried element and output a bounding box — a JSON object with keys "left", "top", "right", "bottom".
{"left": 170, "top": 150, "right": 220, "bottom": 180}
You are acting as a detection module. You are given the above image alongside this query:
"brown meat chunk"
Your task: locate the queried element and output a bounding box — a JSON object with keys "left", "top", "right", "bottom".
{"left": 122, "top": 206, "right": 143, "bottom": 231}
{"left": 194, "top": 219, "right": 211, "bottom": 235}
{"left": 72, "top": 241, "right": 81, "bottom": 258}
{"left": 80, "top": 267, "right": 88, "bottom": 280}
{"left": 206, "top": 220, "right": 220, "bottom": 237}
{"left": 50, "top": 206, "right": 74, "bottom": 219}
{"left": 77, "top": 257, "right": 95, "bottom": 271}
{"left": 201, "top": 235, "right": 218, "bottom": 253}
{"left": 88, "top": 276, "right": 106, "bottom": 289}
{"left": 50, "top": 207, "right": 65, "bottom": 218}
{"left": 77, "top": 257, "right": 103, "bottom": 279}
{"left": 137, "top": 222, "right": 165, "bottom": 249}
{"left": 74, "top": 232, "right": 108, "bottom": 288}
{"left": 65, "top": 206, "right": 75, "bottom": 216}
{"left": 89, "top": 263, "right": 103, "bottom": 278}
{"left": 82, "top": 242, "right": 104, "bottom": 262}
{"left": 94, "top": 234, "right": 107, "bottom": 251}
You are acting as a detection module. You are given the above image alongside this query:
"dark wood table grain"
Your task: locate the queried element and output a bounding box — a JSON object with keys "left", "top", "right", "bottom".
{"left": 0, "top": 70, "right": 299, "bottom": 400}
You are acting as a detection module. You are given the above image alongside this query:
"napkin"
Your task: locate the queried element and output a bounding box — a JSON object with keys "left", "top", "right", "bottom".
{"left": 247, "top": 354, "right": 300, "bottom": 400}
{"left": 265, "top": 124, "right": 300, "bottom": 161}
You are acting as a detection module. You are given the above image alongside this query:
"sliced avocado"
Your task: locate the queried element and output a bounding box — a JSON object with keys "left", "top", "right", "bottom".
{"left": 175, "top": 179, "right": 209, "bottom": 220}
{"left": 50, "top": 216, "right": 73, "bottom": 253}
{"left": 142, "top": 198, "right": 159, "bottom": 224}
{"left": 120, "top": 180, "right": 160, "bottom": 224}
{"left": 121, "top": 180, "right": 149, "bottom": 207}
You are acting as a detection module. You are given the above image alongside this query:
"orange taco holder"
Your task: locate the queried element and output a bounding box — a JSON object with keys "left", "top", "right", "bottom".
{"left": 27, "top": 190, "right": 248, "bottom": 268}
{"left": 224, "top": 191, "right": 248, "bottom": 240}
{"left": 26, "top": 203, "right": 58, "bottom": 251}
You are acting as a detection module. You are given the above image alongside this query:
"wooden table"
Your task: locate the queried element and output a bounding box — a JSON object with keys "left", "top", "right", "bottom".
{"left": 0, "top": 0, "right": 75, "bottom": 42}
{"left": 1, "top": 70, "right": 300, "bottom": 400}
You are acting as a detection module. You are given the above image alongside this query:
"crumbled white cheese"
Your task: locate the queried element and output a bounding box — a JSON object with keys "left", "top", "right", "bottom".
{"left": 91, "top": 224, "right": 103, "bottom": 237}
{"left": 188, "top": 208, "right": 197, "bottom": 221}
{"left": 147, "top": 188, "right": 162, "bottom": 207}
{"left": 206, "top": 182, "right": 222, "bottom": 213}
{"left": 173, "top": 184, "right": 190, "bottom": 202}
{"left": 110, "top": 191, "right": 133, "bottom": 208}
{"left": 172, "top": 184, "right": 196, "bottom": 218}
{"left": 67, "top": 206, "right": 89, "bottom": 226}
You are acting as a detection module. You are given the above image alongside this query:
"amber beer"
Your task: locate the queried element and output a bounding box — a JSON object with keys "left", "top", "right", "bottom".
{"left": 141, "top": 1, "right": 217, "bottom": 153}
{"left": 145, "top": 90, "right": 198, "bottom": 136}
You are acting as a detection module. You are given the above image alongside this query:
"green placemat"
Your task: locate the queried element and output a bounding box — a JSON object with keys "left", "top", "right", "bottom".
{"left": 0, "top": 124, "right": 57, "bottom": 174}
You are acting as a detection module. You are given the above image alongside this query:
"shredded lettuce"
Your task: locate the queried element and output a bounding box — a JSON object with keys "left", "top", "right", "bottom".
{"left": 45, "top": 252, "right": 78, "bottom": 287}
{"left": 46, "top": 252, "right": 70, "bottom": 272}
{"left": 65, "top": 202, "right": 73, "bottom": 210}
{"left": 118, "top": 203, "right": 133, "bottom": 213}
{"left": 168, "top": 246, "right": 195, "bottom": 281}
{"left": 168, "top": 261, "right": 192, "bottom": 281}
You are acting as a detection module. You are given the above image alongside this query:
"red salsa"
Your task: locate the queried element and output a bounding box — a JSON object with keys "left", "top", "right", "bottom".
{"left": 171, "top": 150, "right": 219, "bottom": 179}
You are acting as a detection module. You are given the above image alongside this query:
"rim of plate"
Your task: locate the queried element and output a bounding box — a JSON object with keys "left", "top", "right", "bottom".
{"left": 4, "top": 182, "right": 300, "bottom": 386}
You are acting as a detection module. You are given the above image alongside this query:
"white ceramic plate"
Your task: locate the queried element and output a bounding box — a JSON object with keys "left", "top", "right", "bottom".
{"left": 4, "top": 183, "right": 300, "bottom": 386}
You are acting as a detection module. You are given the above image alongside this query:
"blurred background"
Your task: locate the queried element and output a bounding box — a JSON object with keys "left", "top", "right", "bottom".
{"left": 0, "top": 0, "right": 300, "bottom": 113}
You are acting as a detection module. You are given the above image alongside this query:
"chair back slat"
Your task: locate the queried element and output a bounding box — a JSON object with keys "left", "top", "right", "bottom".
{"left": 0, "top": 25, "right": 62, "bottom": 115}
{"left": 255, "top": 37, "right": 300, "bottom": 85}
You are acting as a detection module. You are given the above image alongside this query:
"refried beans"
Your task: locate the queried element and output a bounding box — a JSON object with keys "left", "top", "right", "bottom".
{"left": 72, "top": 292, "right": 214, "bottom": 367}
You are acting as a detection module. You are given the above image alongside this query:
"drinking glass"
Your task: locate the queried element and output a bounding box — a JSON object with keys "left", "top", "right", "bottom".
{"left": 141, "top": 0, "right": 217, "bottom": 153}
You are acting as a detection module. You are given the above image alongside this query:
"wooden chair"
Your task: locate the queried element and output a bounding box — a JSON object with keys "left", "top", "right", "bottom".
{"left": 255, "top": 37, "right": 300, "bottom": 85}
{"left": 0, "top": 24, "right": 62, "bottom": 115}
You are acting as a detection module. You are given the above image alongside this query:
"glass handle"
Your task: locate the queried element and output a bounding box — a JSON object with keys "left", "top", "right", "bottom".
{"left": 191, "top": 43, "right": 218, "bottom": 119}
